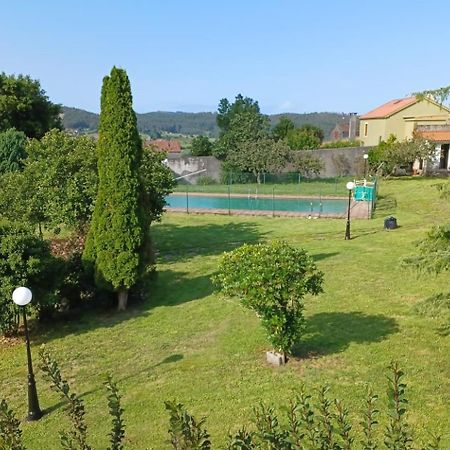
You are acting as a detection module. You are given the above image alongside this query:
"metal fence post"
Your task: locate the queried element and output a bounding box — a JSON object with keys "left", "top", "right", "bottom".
{"left": 272, "top": 186, "right": 275, "bottom": 217}
{"left": 186, "top": 184, "right": 189, "bottom": 214}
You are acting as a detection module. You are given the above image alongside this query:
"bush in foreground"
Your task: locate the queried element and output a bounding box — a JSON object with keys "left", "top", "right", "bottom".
{"left": 0, "top": 353, "right": 441, "bottom": 449}
{"left": 213, "top": 241, "right": 324, "bottom": 358}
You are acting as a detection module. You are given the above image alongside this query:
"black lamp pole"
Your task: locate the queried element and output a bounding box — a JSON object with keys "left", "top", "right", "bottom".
{"left": 364, "top": 158, "right": 368, "bottom": 178}
{"left": 21, "top": 307, "right": 42, "bottom": 421}
{"left": 345, "top": 187, "right": 352, "bottom": 240}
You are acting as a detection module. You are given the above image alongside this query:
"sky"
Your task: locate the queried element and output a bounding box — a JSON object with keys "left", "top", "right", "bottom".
{"left": 1, "top": 0, "right": 450, "bottom": 115}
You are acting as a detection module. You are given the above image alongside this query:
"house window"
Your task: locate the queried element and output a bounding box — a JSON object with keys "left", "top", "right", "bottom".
{"left": 364, "top": 123, "right": 368, "bottom": 137}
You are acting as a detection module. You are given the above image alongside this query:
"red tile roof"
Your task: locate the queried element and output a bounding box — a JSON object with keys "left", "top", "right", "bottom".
{"left": 146, "top": 139, "right": 182, "bottom": 152}
{"left": 416, "top": 130, "right": 450, "bottom": 142}
{"left": 360, "top": 97, "right": 418, "bottom": 120}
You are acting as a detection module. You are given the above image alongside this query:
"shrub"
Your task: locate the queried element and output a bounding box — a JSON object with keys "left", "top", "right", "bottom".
{"left": 165, "top": 400, "right": 211, "bottom": 449}
{"left": 0, "top": 221, "right": 61, "bottom": 335}
{"left": 39, "top": 346, "right": 125, "bottom": 450}
{"left": 0, "top": 360, "right": 442, "bottom": 449}
{"left": 412, "top": 292, "right": 450, "bottom": 318}
{"left": 196, "top": 175, "right": 217, "bottom": 186}
{"left": 321, "top": 140, "right": 361, "bottom": 149}
{"left": 0, "top": 399, "right": 25, "bottom": 450}
{"left": 213, "top": 241, "right": 324, "bottom": 356}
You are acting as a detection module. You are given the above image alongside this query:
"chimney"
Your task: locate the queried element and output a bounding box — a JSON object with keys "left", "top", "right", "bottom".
{"left": 348, "top": 113, "right": 358, "bottom": 140}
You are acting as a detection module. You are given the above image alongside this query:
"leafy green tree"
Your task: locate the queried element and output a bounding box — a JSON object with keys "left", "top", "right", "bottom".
{"left": 290, "top": 151, "right": 323, "bottom": 176}
{"left": 26, "top": 130, "right": 98, "bottom": 230}
{"left": 0, "top": 73, "right": 62, "bottom": 138}
{"left": 272, "top": 116, "right": 295, "bottom": 141}
{"left": 0, "top": 221, "right": 61, "bottom": 335}
{"left": 213, "top": 241, "right": 323, "bottom": 358}
{"left": 0, "top": 128, "right": 27, "bottom": 174}
{"left": 83, "top": 67, "right": 145, "bottom": 311}
{"left": 140, "top": 147, "right": 175, "bottom": 225}
{"left": 216, "top": 94, "right": 262, "bottom": 134}
{"left": 298, "top": 124, "right": 324, "bottom": 142}
{"left": 0, "top": 168, "right": 48, "bottom": 236}
{"left": 0, "top": 130, "right": 97, "bottom": 234}
{"left": 385, "top": 136, "right": 435, "bottom": 170}
{"left": 226, "top": 138, "right": 290, "bottom": 183}
{"left": 190, "top": 135, "right": 213, "bottom": 156}
{"left": 286, "top": 127, "right": 321, "bottom": 150}
{"left": 369, "top": 134, "right": 435, "bottom": 175}
{"left": 213, "top": 95, "right": 270, "bottom": 160}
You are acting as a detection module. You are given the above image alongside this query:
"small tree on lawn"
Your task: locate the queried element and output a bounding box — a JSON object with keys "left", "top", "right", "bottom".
{"left": 83, "top": 67, "right": 145, "bottom": 311}
{"left": 213, "top": 241, "right": 323, "bottom": 360}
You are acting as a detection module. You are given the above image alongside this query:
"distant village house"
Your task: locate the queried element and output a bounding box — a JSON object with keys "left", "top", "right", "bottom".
{"left": 328, "top": 113, "right": 359, "bottom": 141}
{"left": 145, "top": 138, "right": 182, "bottom": 154}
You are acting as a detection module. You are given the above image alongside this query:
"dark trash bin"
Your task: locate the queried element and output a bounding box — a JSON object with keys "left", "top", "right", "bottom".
{"left": 384, "top": 216, "right": 397, "bottom": 230}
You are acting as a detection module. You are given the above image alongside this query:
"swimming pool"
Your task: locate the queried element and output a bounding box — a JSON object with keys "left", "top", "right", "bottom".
{"left": 166, "top": 193, "right": 348, "bottom": 217}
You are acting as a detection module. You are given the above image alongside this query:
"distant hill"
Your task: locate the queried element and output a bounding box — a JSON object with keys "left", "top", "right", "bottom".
{"left": 62, "top": 107, "right": 349, "bottom": 139}
{"left": 269, "top": 113, "right": 348, "bottom": 138}
{"left": 62, "top": 107, "right": 99, "bottom": 130}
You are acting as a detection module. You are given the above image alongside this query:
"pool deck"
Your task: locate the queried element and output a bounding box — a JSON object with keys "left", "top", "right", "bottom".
{"left": 167, "top": 199, "right": 372, "bottom": 219}
{"left": 170, "top": 192, "right": 347, "bottom": 200}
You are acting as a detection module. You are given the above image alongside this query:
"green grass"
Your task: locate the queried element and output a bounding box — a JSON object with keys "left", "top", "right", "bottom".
{"left": 1, "top": 177, "right": 449, "bottom": 448}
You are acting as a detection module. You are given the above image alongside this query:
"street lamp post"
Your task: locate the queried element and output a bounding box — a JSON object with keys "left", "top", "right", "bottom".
{"left": 345, "top": 181, "right": 355, "bottom": 240}
{"left": 12, "top": 287, "right": 43, "bottom": 421}
{"left": 363, "top": 153, "right": 369, "bottom": 179}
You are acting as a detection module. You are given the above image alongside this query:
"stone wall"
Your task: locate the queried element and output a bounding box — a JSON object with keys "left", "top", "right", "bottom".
{"left": 306, "top": 146, "right": 372, "bottom": 178}
{"left": 166, "top": 154, "right": 222, "bottom": 183}
{"left": 165, "top": 146, "right": 373, "bottom": 183}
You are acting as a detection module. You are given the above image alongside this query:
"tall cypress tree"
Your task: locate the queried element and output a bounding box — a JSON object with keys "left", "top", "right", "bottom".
{"left": 83, "top": 67, "right": 144, "bottom": 311}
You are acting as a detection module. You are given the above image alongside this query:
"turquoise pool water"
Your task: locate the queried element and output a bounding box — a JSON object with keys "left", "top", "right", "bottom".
{"left": 166, "top": 194, "right": 347, "bottom": 215}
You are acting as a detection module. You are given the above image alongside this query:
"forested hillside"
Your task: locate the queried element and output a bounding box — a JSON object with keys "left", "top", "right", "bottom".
{"left": 62, "top": 107, "right": 349, "bottom": 138}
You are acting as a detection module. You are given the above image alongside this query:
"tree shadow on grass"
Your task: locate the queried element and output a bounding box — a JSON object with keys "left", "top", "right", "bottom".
{"left": 149, "top": 270, "right": 214, "bottom": 307}
{"left": 40, "top": 353, "right": 185, "bottom": 416}
{"left": 293, "top": 311, "right": 399, "bottom": 358}
{"left": 33, "top": 270, "right": 214, "bottom": 344}
{"left": 312, "top": 252, "right": 340, "bottom": 262}
{"left": 153, "top": 221, "right": 265, "bottom": 262}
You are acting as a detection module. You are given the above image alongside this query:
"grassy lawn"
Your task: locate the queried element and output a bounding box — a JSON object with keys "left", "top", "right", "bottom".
{"left": 0, "top": 177, "right": 449, "bottom": 448}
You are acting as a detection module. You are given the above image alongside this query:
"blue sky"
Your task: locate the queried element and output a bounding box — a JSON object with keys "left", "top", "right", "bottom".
{"left": 1, "top": 0, "right": 449, "bottom": 115}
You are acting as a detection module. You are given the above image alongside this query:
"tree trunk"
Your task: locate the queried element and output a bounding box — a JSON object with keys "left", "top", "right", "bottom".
{"left": 117, "top": 289, "right": 128, "bottom": 311}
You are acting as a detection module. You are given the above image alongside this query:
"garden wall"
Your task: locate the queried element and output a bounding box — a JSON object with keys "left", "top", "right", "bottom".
{"left": 166, "top": 154, "right": 222, "bottom": 183}
{"left": 308, "top": 146, "right": 372, "bottom": 178}
{"left": 166, "top": 146, "right": 373, "bottom": 183}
